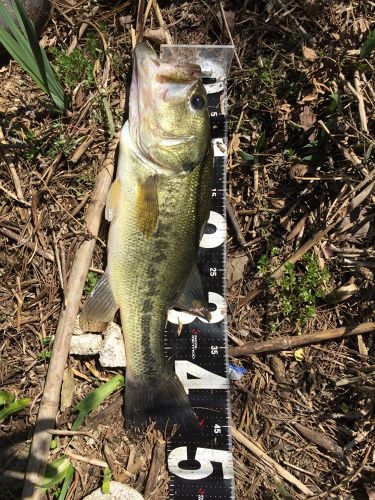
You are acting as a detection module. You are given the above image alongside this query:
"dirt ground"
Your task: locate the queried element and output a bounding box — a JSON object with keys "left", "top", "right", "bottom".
{"left": 0, "top": 1, "right": 374, "bottom": 499}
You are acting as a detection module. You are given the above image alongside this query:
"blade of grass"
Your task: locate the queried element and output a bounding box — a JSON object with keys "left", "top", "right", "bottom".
{"left": 72, "top": 374, "right": 124, "bottom": 430}
{"left": 57, "top": 463, "right": 75, "bottom": 500}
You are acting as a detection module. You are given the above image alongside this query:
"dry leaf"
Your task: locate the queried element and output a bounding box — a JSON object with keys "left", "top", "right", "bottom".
{"left": 303, "top": 46, "right": 318, "bottom": 61}
{"left": 277, "top": 102, "right": 292, "bottom": 120}
{"left": 269, "top": 198, "right": 285, "bottom": 209}
{"left": 60, "top": 368, "right": 75, "bottom": 412}
{"left": 286, "top": 215, "right": 308, "bottom": 242}
{"left": 144, "top": 28, "right": 167, "bottom": 45}
{"left": 290, "top": 163, "right": 308, "bottom": 181}
{"left": 326, "top": 283, "right": 358, "bottom": 305}
{"left": 299, "top": 106, "right": 317, "bottom": 129}
{"left": 299, "top": 93, "right": 318, "bottom": 103}
{"left": 229, "top": 133, "right": 241, "bottom": 154}
{"left": 227, "top": 255, "right": 249, "bottom": 288}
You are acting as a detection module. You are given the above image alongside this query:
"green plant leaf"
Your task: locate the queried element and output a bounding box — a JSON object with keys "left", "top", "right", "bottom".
{"left": 255, "top": 131, "right": 266, "bottom": 153}
{"left": 41, "top": 457, "right": 73, "bottom": 491}
{"left": 294, "top": 348, "right": 304, "bottom": 362}
{"left": 0, "top": 391, "right": 15, "bottom": 406}
{"left": 102, "top": 467, "right": 112, "bottom": 494}
{"left": 0, "top": 398, "right": 30, "bottom": 422}
{"left": 360, "top": 30, "right": 375, "bottom": 58}
{"left": 72, "top": 374, "right": 124, "bottom": 430}
{"left": 0, "top": 0, "right": 66, "bottom": 112}
{"left": 239, "top": 151, "right": 254, "bottom": 162}
{"left": 58, "top": 463, "right": 75, "bottom": 500}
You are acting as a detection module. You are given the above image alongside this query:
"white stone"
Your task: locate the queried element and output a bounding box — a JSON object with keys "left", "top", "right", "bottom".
{"left": 83, "top": 481, "right": 144, "bottom": 500}
{"left": 99, "top": 323, "right": 126, "bottom": 368}
{"left": 70, "top": 334, "right": 102, "bottom": 355}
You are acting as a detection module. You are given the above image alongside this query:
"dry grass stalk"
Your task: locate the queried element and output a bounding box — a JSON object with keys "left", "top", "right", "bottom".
{"left": 64, "top": 450, "right": 109, "bottom": 468}
{"left": 229, "top": 322, "right": 375, "bottom": 357}
{"left": 354, "top": 70, "right": 369, "bottom": 134}
{"left": 219, "top": 2, "right": 242, "bottom": 69}
{"left": 22, "top": 141, "right": 117, "bottom": 499}
{"left": 232, "top": 427, "right": 315, "bottom": 495}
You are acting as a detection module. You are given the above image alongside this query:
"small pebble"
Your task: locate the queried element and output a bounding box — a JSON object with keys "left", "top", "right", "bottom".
{"left": 99, "top": 323, "right": 126, "bottom": 368}
{"left": 70, "top": 334, "right": 102, "bottom": 356}
{"left": 83, "top": 481, "right": 144, "bottom": 500}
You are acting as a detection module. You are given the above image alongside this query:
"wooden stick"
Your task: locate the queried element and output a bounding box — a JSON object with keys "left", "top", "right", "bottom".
{"left": 232, "top": 427, "right": 315, "bottom": 495}
{"left": 135, "top": 0, "right": 145, "bottom": 42}
{"left": 229, "top": 322, "right": 375, "bottom": 357}
{"left": 144, "top": 438, "right": 165, "bottom": 498}
{"left": 22, "top": 141, "right": 117, "bottom": 500}
{"left": 238, "top": 227, "right": 330, "bottom": 307}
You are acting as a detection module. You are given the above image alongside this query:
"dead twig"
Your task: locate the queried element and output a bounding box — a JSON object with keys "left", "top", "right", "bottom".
{"left": 227, "top": 199, "right": 246, "bottom": 246}
{"left": 65, "top": 450, "right": 108, "bottom": 468}
{"left": 22, "top": 140, "right": 117, "bottom": 500}
{"left": 144, "top": 438, "right": 165, "bottom": 498}
{"left": 0, "top": 226, "right": 55, "bottom": 262}
{"left": 229, "top": 322, "right": 375, "bottom": 357}
{"left": 219, "top": 2, "right": 242, "bottom": 69}
{"left": 152, "top": 0, "right": 173, "bottom": 44}
{"left": 232, "top": 426, "right": 315, "bottom": 496}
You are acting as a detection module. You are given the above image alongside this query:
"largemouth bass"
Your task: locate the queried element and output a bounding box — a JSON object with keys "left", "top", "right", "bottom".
{"left": 83, "top": 41, "right": 213, "bottom": 430}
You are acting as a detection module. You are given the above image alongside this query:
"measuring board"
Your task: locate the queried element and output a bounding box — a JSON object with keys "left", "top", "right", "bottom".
{"left": 160, "top": 45, "right": 235, "bottom": 500}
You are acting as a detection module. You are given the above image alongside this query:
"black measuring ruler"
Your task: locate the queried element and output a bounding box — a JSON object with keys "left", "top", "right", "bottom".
{"left": 160, "top": 45, "right": 235, "bottom": 500}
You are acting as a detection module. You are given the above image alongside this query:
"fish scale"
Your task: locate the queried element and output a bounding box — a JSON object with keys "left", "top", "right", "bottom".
{"left": 161, "top": 45, "right": 235, "bottom": 500}
{"left": 109, "top": 133, "right": 212, "bottom": 382}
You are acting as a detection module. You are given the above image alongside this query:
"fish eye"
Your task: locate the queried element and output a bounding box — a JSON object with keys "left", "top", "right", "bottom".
{"left": 190, "top": 94, "right": 206, "bottom": 110}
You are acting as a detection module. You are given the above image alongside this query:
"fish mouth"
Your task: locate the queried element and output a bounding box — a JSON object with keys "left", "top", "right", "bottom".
{"left": 129, "top": 42, "right": 200, "bottom": 166}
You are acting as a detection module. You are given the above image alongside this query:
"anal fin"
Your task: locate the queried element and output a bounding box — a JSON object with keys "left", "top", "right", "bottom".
{"left": 82, "top": 270, "right": 118, "bottom": 323}
{"left": 174, "top": 264, "right": 211, "bottom": 321}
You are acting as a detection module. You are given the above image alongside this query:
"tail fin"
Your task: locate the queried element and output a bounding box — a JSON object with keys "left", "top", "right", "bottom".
{"left": 124, "top": 371, "right": 198, "bottom": 433}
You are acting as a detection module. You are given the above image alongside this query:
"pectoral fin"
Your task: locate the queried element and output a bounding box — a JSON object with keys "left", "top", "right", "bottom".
{"left": 174, "top": 264, "right": 211, "bottom": 321}
{"left": 106, "top": 179, "right": 122, "bottom": 222}
{"left": 82, "top": 270, "right": 118, "bottom": 322}
{"left": 135, "top": 176, "right": 159, "bottom": 236}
